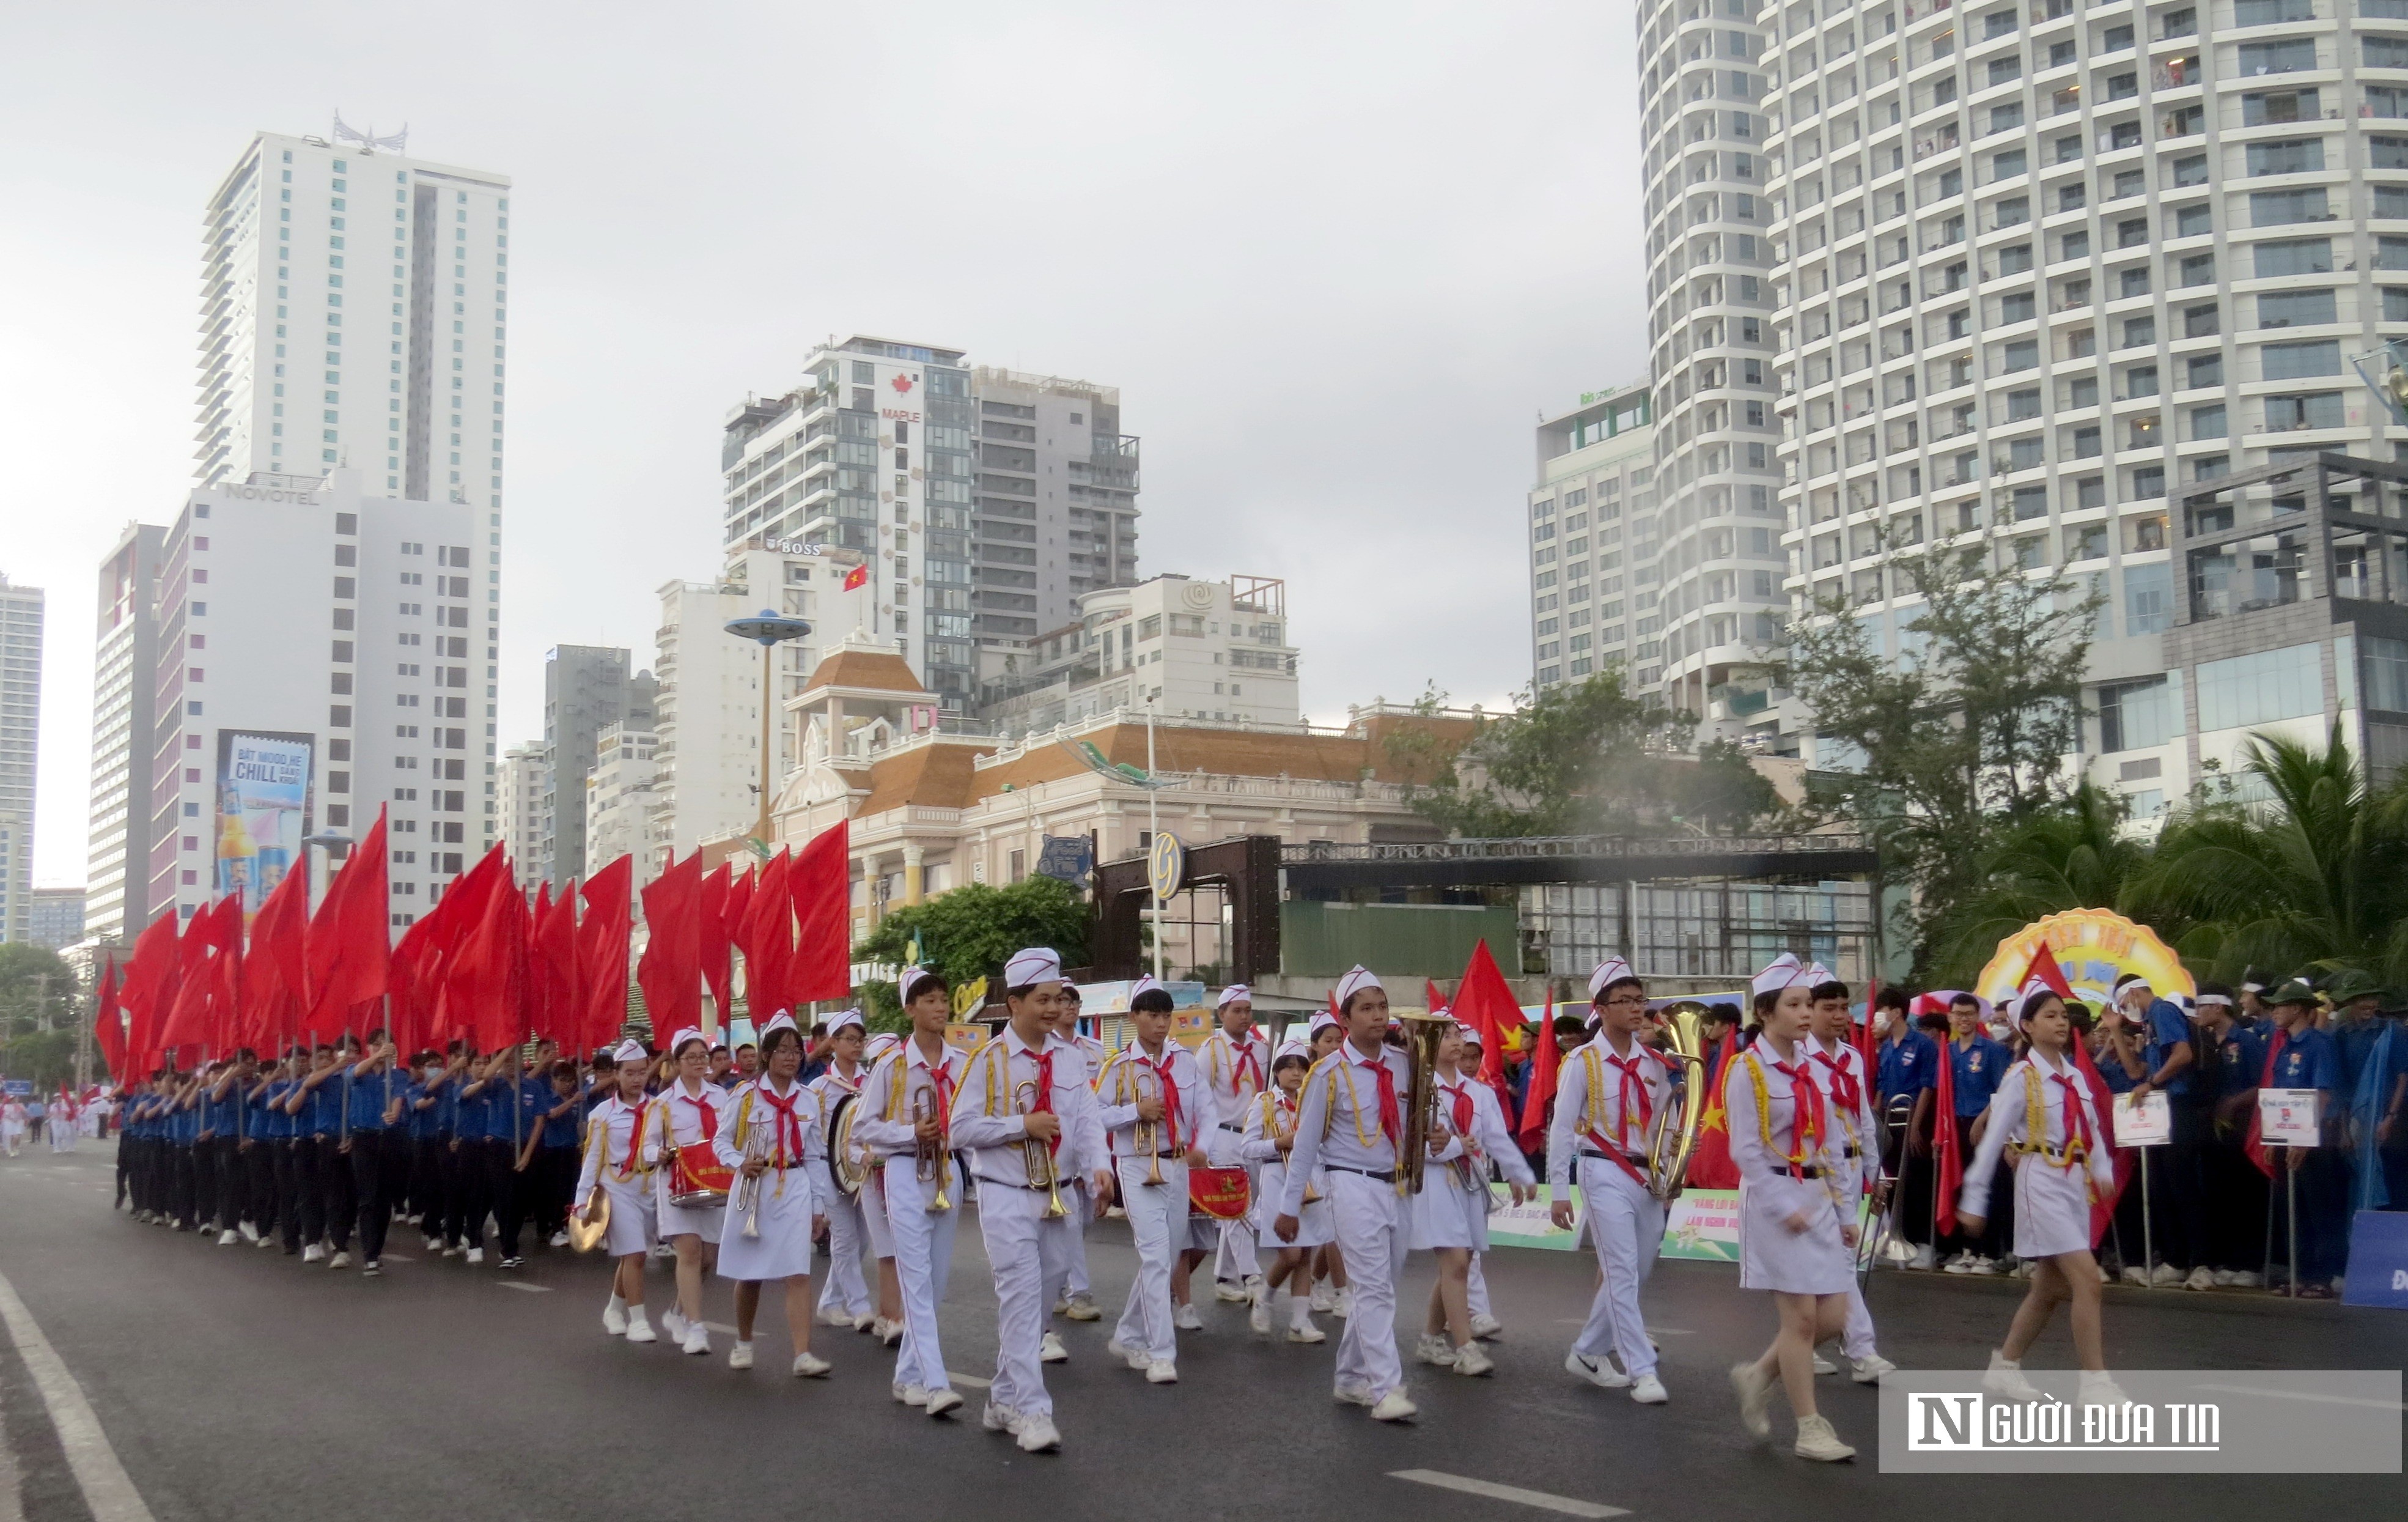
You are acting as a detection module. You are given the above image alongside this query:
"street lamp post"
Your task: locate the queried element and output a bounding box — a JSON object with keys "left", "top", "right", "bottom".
{"left": 723, "top": 609, "right": 814, "bottom": 854}
{"left": 303, "top": 830, "right": 353, "bottom": 911}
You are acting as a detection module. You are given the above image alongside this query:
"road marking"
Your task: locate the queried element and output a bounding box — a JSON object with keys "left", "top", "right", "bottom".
{"left": 705, "top": 1322, "right": 740, "bottom": 1337}
{"left": 1553, "top": 1321, "right": 1690, "bottom": 1334}
{"left": 948, "top": 1371, "right": 993, "bottom": 1389}
{"left": 2195, "top": 1383, "right": 2408, "bottom": 1413}
{"left": 378, "top": 1253, "right": 411, "bottom": 1262}
{"left": 1388, "top": 1471, "right": 1626, "bottom": 1518}
{"left": 498, "top": 1282, "right": 552, "bottom": 1294}
{"left": 0, "top": 1365, "right": 22, "bottom": 1522}
{"left": 0, "top": 1268, "right": 158, "bottom": 1522}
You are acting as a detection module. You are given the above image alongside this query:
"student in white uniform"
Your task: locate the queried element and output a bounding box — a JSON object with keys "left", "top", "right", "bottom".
{"left": 1276, "top": 966, "right": 1421, "bottom": 1424}
{"left": 1038, "top": 986, "right": 1106, "bottom": 1352}
{"left": 949, "top": 947, "right": 1113, "bottom": 1454}
{"left": 2, "top": 1098, "right": 24, "bottom": 1158}
{"left": 857, "top": 1030, "right": 909, "bottom": 1343}
{"left": 1295, "top": 1013, "right": 1353, "bottom": 1317}
{"left": 1241, "top": 1039, "right": 1331, "bottom": 1343}
{"left": 1454, "top": 1025, "right": 1506, "bottom": 1341}
{"left": 1726, "top": 953, "right": 1862, "bottom": 1462}
{"left": 1198, "top": 984, "right": 1272, "bottom": 1304}
{"left": 715, "top": 1014, "right": 834, "bottom": 1377}
{"left": 1959, "top": 981, "right": 2124, "bottom": 1409}
{"left": 1802, "top": 973, "right": 1897, "bottom": 1384}
{"left": 645, "top": 1027, "right": 734, "bottom": 1357}
{"left": 852, "top": 972, "right": 972, "bottom": 1418}
{"left": 1413, "top": 1018, "right": 1535, "bottom": 1376}
{"left": 1095, "top": 981, "right": 1206, "bottom": 1383}
{"left": 575, "top": 1041, "right": 662, "bottom": 1344}
{"left": 809, "top": 1010, "right": 878, "bottom": 1332}
{"left": 49, "top": 1095, "right": 77, "bottom": 1152}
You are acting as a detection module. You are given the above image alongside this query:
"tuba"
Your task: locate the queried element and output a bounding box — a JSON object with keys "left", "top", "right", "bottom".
{"left": 732, "top": 1101, "right": 776, "bottom": 1240}
{"left": 1393, "top": 1011, "right": 1451, "bottom": 1197}
{"left": 1642, "top": 1003, "right": 1711, "bottom": 1202}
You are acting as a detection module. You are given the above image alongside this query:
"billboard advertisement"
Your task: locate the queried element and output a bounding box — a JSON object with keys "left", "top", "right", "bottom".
{"left": 215, "top": 730, "right": 314, "bottom": 915}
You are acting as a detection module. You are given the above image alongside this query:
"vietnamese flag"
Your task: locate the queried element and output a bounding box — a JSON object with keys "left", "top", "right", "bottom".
{"left": 1685, "top": 1032, "right": 1742, "bottom": 1189}
{"left": 1449, "top": 940, "right": 1520, "bottom": 1113}
{"left": 842, "top": 563, "right": 869, "bottom": 591}
{"left": 2022, "top": 944, "right": 2074, "bottom": 999}
{"left": 1515, "top": 984, "right": 1562, "bottom": 1154}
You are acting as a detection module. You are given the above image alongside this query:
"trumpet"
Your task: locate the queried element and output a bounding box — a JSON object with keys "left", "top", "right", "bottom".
{"left": 1013, "top": 1078, "right": 1070, "bottom": 1220}
{"left": 732, "top": 1110, "right": 775, "bottom": 1240}
{"left": 912, "top": 1086, "right": 952, "bottom": 1214}
{"left": 1130, "top": 1062, "right": 1165, "bottom": 1188}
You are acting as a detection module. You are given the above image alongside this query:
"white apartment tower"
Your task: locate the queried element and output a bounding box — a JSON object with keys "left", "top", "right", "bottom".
{"left": 0, "top": 574, "right": 42, "bottom": 944}
{"left": 967, "top": 368, "right": 1142, "bottom": 640}
{"left": 499, "top": 741, "right": 544, "bottom": 867}
{"left": 1528, "top": 385, "right": 1668, "bottom": 688}
{"left": 1756, "top": 0, "right": 2408, "bottom": 802}
{"left": 1638, "top": 0, "right": 1791, "bottom": 716}
{"left": 87, "top": 526, "right": 166, "bottom": 944}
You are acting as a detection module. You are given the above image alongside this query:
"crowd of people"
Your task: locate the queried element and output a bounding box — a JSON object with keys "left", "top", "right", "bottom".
{"left": 87, "top": 947, "right": 2404, "bottom": 1462}
{"left": 1, "top": 1088, "right": 105, "bottom": 1155}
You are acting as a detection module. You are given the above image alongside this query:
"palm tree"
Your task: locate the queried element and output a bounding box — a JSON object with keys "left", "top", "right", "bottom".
{"left": 1931, "top": 781, "right": 2159, "bottom": 983}
{"left": 2134, "top": 722, "right": 2408, "bottom": 984}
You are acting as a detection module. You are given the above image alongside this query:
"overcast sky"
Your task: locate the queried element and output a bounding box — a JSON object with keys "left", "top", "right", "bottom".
{"left": 0, "top": 1, "right": 1646, "bottom": 889}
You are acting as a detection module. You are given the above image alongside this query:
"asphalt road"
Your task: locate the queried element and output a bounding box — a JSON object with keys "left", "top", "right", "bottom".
{"left": 0, "top": 1142, "right": 2401, "bottom": 1522}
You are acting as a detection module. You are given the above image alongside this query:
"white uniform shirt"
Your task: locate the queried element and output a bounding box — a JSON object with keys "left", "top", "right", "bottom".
{"left": 1095, "top": 1041, "right": 1205, "bottom": 1159}
{"left": 1805, "top": 1034, "right": 1881, "bottom": 1193}
{"left": 716, "top": 1075, "right": 827, "bottom": 1179}
{"left": 852, "top": 1039, "right": 970, "bottom": 1160}
{"left": 1045, "top": 1030, "right": 1109, "bottom": 1178}
{"left": 1432, "top": 1073, "right": 1534, "bottom": 1193}
{"left": 644, "top": 1077, "right": 734, "bottom": 1165}
{"left": 1545, "top": 1033, "right": 1675, "bottom": 1188}
{"left": 1278, "top": 1039, "right": 1411, "bottom": 1215}
{"left": 1959, "top": 1049, "right": 2115, "bottom": 1219}
{"left": 1723, "top": 1039, "right": 1844, "bottom": 1190}
{"left": 1196, "top": 1028, "right": 1272, "bottom": 1136}
{"left": 573, "top": 1095, "right": 652, "bottom": 1198}
{"left": 948, "top": 1027, "right": 1102, "bottom": 1189}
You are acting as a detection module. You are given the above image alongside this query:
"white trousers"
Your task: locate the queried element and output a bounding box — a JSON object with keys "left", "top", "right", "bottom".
{"left": 977, "top": 1181, "right": 1074, "bottom": 1419}
{"left": 880, "top": 1157, "right": 959, "bottom": 1394}
{"left": 1042, "top": 1181, "right": 1091, "bottom": 1309}
{"left": 817, "top": 1184, "right": 875, "bottom": 1319}
{"left": 1467, "top": 1252, "right": 1491, "bottom": 1320}
{"left": 1840, "top": 1274, "right": 1877, "bottom": 1358}
{"left": 1572, "top": 1159, "right": 1663, "bottom": 1379}
{"left": 1114, "top": 1158, "right": 1190, "bottom": 1362}
{"left": 1326, "top": 1169, "right": 1410, "bottom": 1400}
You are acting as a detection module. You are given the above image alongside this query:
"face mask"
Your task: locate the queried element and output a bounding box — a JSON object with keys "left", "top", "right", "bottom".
{"left": 423, "top": 1066, "right": 441, "bottom": 1082}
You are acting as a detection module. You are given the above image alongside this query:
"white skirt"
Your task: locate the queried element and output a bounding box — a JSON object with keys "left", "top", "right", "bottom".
{"left": 715, "top": 1164, "right": 818, "bottom": 1282}
{"left": 655, "top": 1173, "right": 726, "bottom": 1244}
{"left": 595, "top": 1173, "right": 657, "bottom": 1259}
{"left": 2012, "top": 1154, "right": 2097, "bottom": 1260}
{"left": 1251, "top": 1161, "right": 1333, "bottom": 1250}
{"left": 1408, "top": 1169, "right": 1491, "bottom": 1252}
{"left": 1737, "top": 1175, "right": 1852, "bottom": 1295}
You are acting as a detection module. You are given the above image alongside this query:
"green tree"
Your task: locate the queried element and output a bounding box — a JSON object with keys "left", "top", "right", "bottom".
{"left": 853, "top": 876, "right": 1091, "bottom": 1030}
{"left": 0, "top": 944, "right": 83, "bottom": 1088}
{"left": 1927, "top": 782, "right": 2158, "bottom": 983}
{"left": 1786, "top": 549, "right": 2099, "bottom": 969}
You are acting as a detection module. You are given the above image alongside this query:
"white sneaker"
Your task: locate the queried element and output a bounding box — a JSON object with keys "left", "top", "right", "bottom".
{"left": 2183, "top": 1265, "right": 2217, "bottom": 1291}
{"left": 2211, "top": 1268, "right": 2237, "bottom": 1287}
{"left": 1469, "top": 1312, "right": 1503, "bottom": 1340}
{"left": 1146, "top": 1359, "right": 1178, "bottom": 1384}
{"left": 1015, "top": 1413, "right": 1062, "bottom": 1453}
{"left": 1794, "top": 1414, "right": 1855, "bottom": 1462}
{"left": 1450, "top": 1342, "right": 1494, "bottom": 1376}
{"left": 2078, "top": 1370, "right": 2130, "bottom": 1409}
{"left": 603, "top": 1298, "right": 628, "bottom": 1335}
{"left": 1309, "top": 1284, "right": 1338, "bottom": 1313}
{"left": 1213, "top": 1279, "right": 1250, "bottom": 1303}
{"left": 238, "top": 1222, "right": 260, "bottom": 1243}
{"left": 548, "top": 1230, "right": 570, "bottom": 1249}
{"left": 1333, "top": 1381, "right": 1376, "bottom": 1406}
{"left": 792, "top": 1351, "right": 831, "bottom": 1378}
{"left": 624, "top": 1313, "right": 657, "bottom": 1344}
{"left": 1335, "top": 1287, "right": 1354, "bottom": 1318}
{"left": 875, "top": 1317, "right": 904, "bottom": 1346}
{"left": 1062, "top": 1293, "right": 1102, "bottom": 1321}
{"left": 682, "top": 1322, "right": 711, "bottom": 1356}
{"left": 422, "top": 1235, "right": 441, "bottom": 1253}
{"left": 728, "top": 1341, "right": 754, "bottom": 1370}
{"left": 1287, "top": 1322, "right": 1327, "bottom": 1344}
{"left": 981, "top": 1401, "right": 1020, "bottom": 1433}
{"left": 328, "top": 1250, "right": 351, "bottom": 1269}
{"left": 1630, "top": 1373, "right": 1669, "bottom": 1405}
{"left": 1850, "top": 1353, "right": 1897, "bottom": 1384}
{"left": 852, "top": 1311, "right": 878, "bottom": 1332}
{"left": 1415, "top": 1333, "right": 1457, "bottom": 1367}
{"left": 1567, "top": 1350, "right": 1630, "bottom": 1389}
{"left": 661, "top": 1309, "right": 688, "bottom": 1342}
{"left": 1369, "top": 1390, "right": 1418, "bottom": 1422}
{"left": 1811, "top": 1352, "right": 1839, "bottom": 1375}
{"left": 1983, "top": 1350, "right": 2042, "bottom": 1402}
{"left": 894, "top": 1381, "right": 928, "bottom": 1407}
{"left": 1942, "top": 1250, "right": 1973, "bottom": 1274}
{"left": 1173, "top": 1302, "right": 1202, "bottom": 1331}
{"left": 1248, "top": 1290, "right": 1272, "bottom": 1335}
{"left": 1731, "top": 1360, "right": 1773, "bottom": 1438}
{"left": 1039, "top": 1331, "right": 1069, "bottom": 1364}
{"left": 465, "top": 1247, "right": 484, "bottom": 1266}
{"left": 1967, "top": 1255, "right": 2000, "bottom": 1276}
{"left": 2229, "top": 1270, "right": 2264, "bottom": 1288}
{"left": 924, "top": 1387, "right": 964, "bottom": 1418}
{"left": 2149, "top": 1262, "right": 2185, "bottom": 1287}
{"left": 302, "top": 1244, "right": 325, "bottom": 1263}
{"left": 1909, "top": 1243, "right": 1936, "bottom": 1271}
{"left": 2120, "top": 1264, "right": 2149, "bottom": 1285}
{"left": 218, "top": 1229, "right": 238, "bottom": 1246}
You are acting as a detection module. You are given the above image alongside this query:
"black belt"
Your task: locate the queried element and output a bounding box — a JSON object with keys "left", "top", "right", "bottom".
{"left": 1324, "top": 1164, "right": 1396, "bottom": 1184}
{"left": 1217, "top": 1122, "right": 1244, "bottom": 1132}
{"left": 1578, "top": 1146, "right": 1640, "bottom": 1169}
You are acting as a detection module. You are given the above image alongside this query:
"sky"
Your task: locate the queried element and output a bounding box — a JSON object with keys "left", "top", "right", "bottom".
{"left": 0, "top": 1, "right": 1648, "bottom": 890}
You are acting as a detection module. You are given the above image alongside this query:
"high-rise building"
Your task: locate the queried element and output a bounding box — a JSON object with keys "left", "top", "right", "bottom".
{"left": 1634, "top": 1, "right": 1788, "bottom": 715}
{"left": 499, "top": 741, "right": 544, "bottom": 868}
{"left": 29, "top": 887, "right": 86, "bottom": 950}
{"left": 1750, "top": 0, "right": 2408, "bottom": 801}
{"left": 1528, "top": 385, "right": 1672, "bottom": 690}
{"left": 145, "top": 470, "right": 480, "bottom": 927}
{"left": 0, "top": 572, "right": 41, "bottom": 944}
{"left": 583, "top": 721, "right": 660, "bottom": 887}
{"left": 973, "top": 574, "right": 1300, "bottom": 734}
{"left": 197, "top": 129, "right": 511, "bottom": 509}
{"left": 966, "top": 368, "right": 1142, "bottom": 641}
{"left": 538, "top": 647, "right": 654, "bottom": 885}
{"left": 87, "top": 525, "right": 166, "bottom": 944}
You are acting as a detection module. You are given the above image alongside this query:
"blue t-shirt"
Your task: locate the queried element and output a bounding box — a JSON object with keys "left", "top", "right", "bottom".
{"left": 344, "top": 1066, "right": 399, "bottom": 1132}
{"left": 539, "top": 1090, "right": 581, "bottom": 1149}
{"left": 202, "top": 1090, "right": 240, "bottom": 1139}
{"left": 300, "top": 1073, "right": 342, "bottom": 1136}
{"left": 1878, "top": 1029, "right": 1939, "bottom": 1107}
{"left": 2267, "top": 1024, "right": 2339, "bottom": 1095}
{"left": 2333, "top": 1016, "right": 2388, "bottom": 1100}
{"left": 2206, "top": 1024, "right": 2268, "bottom": 1100}
{"left": 1947, "top": 1035, "right": 2013, "bottom": 1117}
{"left": 2135, "top": 998, "right": 2198, "bottom": 1098}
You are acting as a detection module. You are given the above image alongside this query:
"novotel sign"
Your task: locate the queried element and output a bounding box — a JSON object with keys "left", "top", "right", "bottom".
{"left": 210, "top": 482, "right": 322, "bottom": 506}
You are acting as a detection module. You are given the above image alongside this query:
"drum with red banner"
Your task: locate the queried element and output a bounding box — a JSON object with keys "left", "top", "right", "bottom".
{"left": 1187, "top": 1165, "right": 1251, "bottom": 1221}
{"left": 669, "top": 1140, "right": 732, "bottom": 1208}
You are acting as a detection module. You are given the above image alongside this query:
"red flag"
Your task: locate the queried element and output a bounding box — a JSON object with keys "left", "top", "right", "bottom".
{"left": 243, "top": 866, "right": 310, "bottom": 1053}
{"left": 305, "top": 806, "right": 391, "bottom": 1035}
{"left": 787, "top": 821, "right": 852, "bottom": 1008}
{"left": 159, "top": 896, "right": 240, "bottom": 1055}
{"left": 119, "top": 909, "right": 182, "bottom": 1074}
{"left": 425, "top": 851, "right": 509, "bottom": 1047}
{"left": 842, "top": 563, "right": 868, "bottom": 591}
{"left": 1854, "top": 977, "right": 1882, "bottom": 1078}
{"left": 638, "top": 851, "right": 704, "bottom": 1037}
{"left": 532, "top": 877, "right": 584, "bottom": 1047}
{"left": 698, "top": 861, "right": 733, "bottom": 1033}
{"left": 446, "top": 868, "right": 530, "bottom": 1053}
{"left": 2069, "top": 1031, "right": 2126, "bottom": 1246}
{"left": 580, "top": 856, "right": 634, "bottom": 1052}
{"left": 1515, "top": 984, "right": 1562, "bottom": 1153}
{"left": 2246, "top": 1027, "right": 2292, "bottom": 1179}
{"left": 1686, "top": 1031, "right": 1742, "bottom": 1189}
{"left": 2022, "top": 945, "right": 2074, "bottom": 999}
{"left": 1449, "top": 940, "right": 1519, "bottom": 1112}
{"left": 1934, "top": 1032, "right": 1962, "bottom": 1236}
{"left": 738, "top": 851, "right": 793, "bottom": 1021}
{"left": 92, "top": 959, "right": 126, "bottom": 1080}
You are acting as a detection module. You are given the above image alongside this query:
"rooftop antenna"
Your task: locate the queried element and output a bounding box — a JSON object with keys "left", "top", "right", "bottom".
{"left": 332, "top": 113, "right": 409, "bottom": 155}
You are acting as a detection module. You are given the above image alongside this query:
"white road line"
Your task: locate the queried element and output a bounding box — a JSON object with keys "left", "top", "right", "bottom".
{"left": 948, "top": 1371, "right": 993, "bottom": 1389}
{"left": 704, "top": 1322, "right": 740, "bottom": 1337}
{"left": 378, "top": 1254, "right": 411, "bottom": 1262}
{"left": 0, "top": 1369, "right": 23, "bottom": 1522}
{"left": 0, "top": 1268, "right": 158, "bottom": 1522}
{"left": 497, "top": 1282, "right": 552, "bottom": 1294}
{"left": 1552, "top": 1321, "right": 1690, "bottom": 1334}
{"left": 2195, "top": 1383, "right": 2408, "bottom": 1413}
{"left": 1388, "top": 1471, "right": 1626, "bottom": 1519}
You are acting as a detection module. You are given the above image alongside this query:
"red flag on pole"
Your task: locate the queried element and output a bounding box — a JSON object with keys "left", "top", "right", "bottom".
{"left": 92, "top": 959, "right": 126, "bottom": 1080}
{"left": 638, "top": 851, "right": 704, "bottom": 1038}
{"left": 787, "top": 821, "right": 852, "bottom": 1008}
{"left": 842, "top": 563, "right": 868, "bottom": 591}
{"left": 532, "top": 876, "right": 584, "bottom": 1048}
{"left": 2069, "top": 1030, "right": 2127, "bottom": 1246}
{"left": 2022, "top": 945, "right": 2074, "bottom": 999}
{"left": 1685, "top": 1030, "right": 1742, "bottom": 1188}
{"left": 1934, "top": 1034, "right": 1962, "bottom": 1236}
{"left": 243, "top": 865, "right": 310, "bottom": 1053}
{"left": 120, "top": 909, "right": 182, "bottom": 1074}
{"left": 579, "top": 856, "right": 634, "bottom": 1052}
{"left": 738, "top": 851, "right": 793, "bottom": 1021}
{"left": 698, "top": 861, "right": 732, "bottom": 1035}
{"left": 305, "top": 806, "right": 391, "bottom": 1035}
{"left": 1448, "top": 940, "right": 1519, "bottom": 1112}
{"left": 1515, "top": 984, "right": 1563, "bottom": 1154}
{"left": 159, "top": 896, "right": 240, "bottom": 1056}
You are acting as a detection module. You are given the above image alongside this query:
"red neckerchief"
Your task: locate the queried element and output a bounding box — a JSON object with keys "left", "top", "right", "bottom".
{"left": 1772, "top": 1058, "right": 1827, "bottom": 1180}
{"left": 619, "top": 1098, "right": 647, "bottom": 1177}
{"left": 1605, "top": 1049, "right": 1656, "bottom": 1151}
{"left": 1144, "top": 1046, "right": 1184, "bottom": 1149}
{"left": 2261, "top": 1026, "right": 2291, "bottom": 1087}
{"left": 1358, "top": 1053, "right": 1400, "bottom": 1148}
{"left": 1811, "top": 1046, "right": 1863, "bottom": 1114}
{"left": 1445, "top": 1079, "right": 1475, "bottom": 1141}
{"left": 755, "top": 1081, "right": 806, "bottom": 1169}
{"left": 676, "top": 1085, "right": 718, "bottom": 1143}
{"left": 1027, "top": 1044, "right": 1061, "bottom": 1156}
{"left": 2051, "top": 1069, "right": 2093, "bottom": 1158}
{"left": 1230, "top": 1033, "right": 1263, "bottom": 1095}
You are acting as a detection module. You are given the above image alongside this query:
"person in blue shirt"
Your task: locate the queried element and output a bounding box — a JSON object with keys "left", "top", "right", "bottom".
{"left": 2104, "top": 972, "right": 2203, "bottom": 1287}
{"left": 2190, "top": 984, "right": 2270, "bottom": 1287}
{"left": 2262, "top": 980, "right": 2349, "bottom": 1295}
{"left": 1940, "top": 993, "right": 2012, "bottom": 1273}
{"left": 202, "top": 1055, "right": 252, "bottom": 1245}
{"left": 164, "top": 1069, "right": 202, "bottom": 1231}
{"left": 255, "top": 1052, "right": 301, "bottom": 1255}
{"left": 403, "top": 1049, "right": 457, "bottom": 1255}
{"left": 518, "top": 1060, "right": 586, "bottom": 1251}
{"left": 340, "top": 1033, "right": 409, "bottom": 1275}
{"left": 458, "top": 1046, "right": 550, "bottom": 1270}
{"left": 109, "top": 1077, "right": 146, "bottom": 1213}
{"left": 451, "top": 1048, "right": 500, "bottom": 1264}
{"left": 1871, "top": 988, "right": 1939, "bottom": 1269}
{"left": 284, "top": 1043, "right": 344, "bottom": 1263}
{"left": 427, "top": 1041, "right": 474, "bottom": 1257}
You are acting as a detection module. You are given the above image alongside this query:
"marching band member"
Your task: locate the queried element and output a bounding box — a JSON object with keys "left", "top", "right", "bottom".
{"left": 1549, "top": 957, "right": 1674, "bottom": 1403}
{"left": 646, "top": 1027, "right": 733, "bottom": 1356}
{"left": 851, "top": 970, "right": 970, "bottom": 1418}
{"left": 1276, "top": 966, "right": 1421, "bottom": 1423}
{"left": 1456, "top": 1024, "right": 1504, "bottom": 1339}
{"left": 1414, "top": 1018, "right": 1535, "bottom": 1376}
{"left": 1039, "top": 983, "right": 1106, "bottom": 1345}
{"left": 1297, "top": 1012, "right": 1353, "bottom": 1317}
{"left": 1095, "top": 981, "right": 1206, "bottom": 1384}
{"left": 948, "top": 947, "right": 1113, "bottom": 1454}
{"left": 1804, "top": 976, "right": 1897, "bottom": 1384}
{"left": 716, "top": 1015, "right": 834, "bottom": 1376}
{"left": 1240, "top": 1040, "right": 1330, "bottom": 1342}
{"left": 809, "top": 1009, "right": 879, "bottom": 1331}
{"left": 1726, "top": 953, "right": 1861, "bottom": 1462}
{"left": 1198, "top": 984, "right": 1272, "bottom": 1306}
{"left": 857, "top": 1030, "right": 910, "bottom": 1342}
{"left": 2, "top": 1094, "right": 24, "bottom": 1158}
{"left": 1958, "top": 981, "right": 2123, "bottom": 1408}
{"left": 575, "top": 1040, "right": 661, "bottom": 1343}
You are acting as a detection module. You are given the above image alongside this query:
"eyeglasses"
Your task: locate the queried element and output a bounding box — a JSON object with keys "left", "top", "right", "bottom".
{"left": 1600, "top": 994, "right": 1648, "bottom": 1010}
